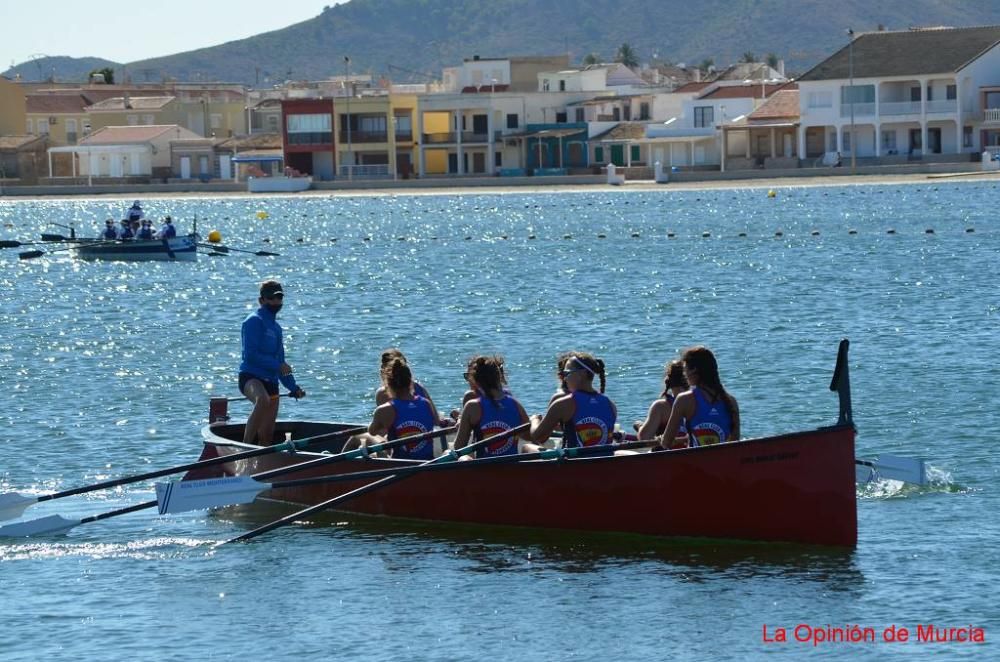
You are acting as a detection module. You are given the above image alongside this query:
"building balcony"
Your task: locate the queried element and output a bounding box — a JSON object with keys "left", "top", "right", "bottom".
{"left": 879, "top": 101, "right": 921, "bottom": 116}
{"left": 983, "top": 108, "right": 1000, "bottom": 123}
{"left": 926, "top": 100, "right": 957, "bottom": 115}
{"left": 421, "top": 131, "right": 494, "bottom": 144}
{"left": 339, "top": 131, "right": 389, "bottom": 143}
{"left": 839, "top": 102, "right": 875, "bottom": 118}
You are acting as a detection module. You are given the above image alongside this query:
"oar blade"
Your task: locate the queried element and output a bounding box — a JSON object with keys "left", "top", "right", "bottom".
{"left": 155, "top": 476, "right": 268, "bottom": 515}
{"left": 872, "top": 454, "right": 927, "bottom": 485}
{"left": 0, "top": 240, "right": 23, "bottom": 249}
{"left": 255, "top": 251, "right": 281, "bottom": 257}
{"left": 18, "top": 250, "right": 45, "bottom": 260}
{"left": 0, "top": 493, "right": 38, "bottom": 521}
{"left": 0, "top": 514, "right": 80, "bottom": 538}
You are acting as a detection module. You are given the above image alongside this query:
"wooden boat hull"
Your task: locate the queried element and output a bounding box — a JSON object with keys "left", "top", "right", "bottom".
{"left": 190, "top": 420, "right": 858, "bottom": 547}
{"left": 74, "top": 236, "right": 197, "bottom": 262}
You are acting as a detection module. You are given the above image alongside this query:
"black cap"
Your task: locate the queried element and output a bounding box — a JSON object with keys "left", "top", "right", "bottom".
{"left": 260, "top": 281, "right": 284, "bottom": 299}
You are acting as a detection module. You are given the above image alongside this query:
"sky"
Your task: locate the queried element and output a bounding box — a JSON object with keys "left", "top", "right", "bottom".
{"left": 2, "top": 0, "right": 345, "bottom": 68}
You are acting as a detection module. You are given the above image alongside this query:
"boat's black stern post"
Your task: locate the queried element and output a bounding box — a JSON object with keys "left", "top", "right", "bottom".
{"left": 829, "top": 339, "right": 854, "bottom": 429}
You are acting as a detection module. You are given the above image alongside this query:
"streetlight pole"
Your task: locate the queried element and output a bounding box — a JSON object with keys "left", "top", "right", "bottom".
{"left": 848, "top": 28, "right": 856, "bottom": 172}
{"left": 344, "top": 56, "right": 352, "bottom": 181}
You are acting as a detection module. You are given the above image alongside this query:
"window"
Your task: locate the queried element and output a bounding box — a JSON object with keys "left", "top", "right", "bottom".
{"left": 807, "top": 91, "right": 833, "bottom": 108}
{"left": 964, "top": 125, "right": 973, "bottom": 148}
{"left": 143, "top": 114, "right": 156, "bottom": 125}
{"left": 639, "top": 102, "right": 650, "bottom": 120}
{"left": 841, "top": 85, "right": 875, "bottom": 104}
{"left": 926, "top": 86, "right": 933, "bottom": 101}
{"left": 575, "top": 108, "right": 585, "bottom": 122}
{"left": 694, "top": 106, "right": 714, "bottom": 128}
{"left": 506, "top": 113, "right": 518, "bottom": 129}
{"left": 843, "top": 132, "right": 851, "bottom": 151}
{"left": 612, "top": 107, "right": 621, "bottom": 121}
{"left": 82, "top": 120, "right": 91, "bottom": 135}
{"left": 829, "top": 132, "right": 838, "bottom": 152}
{"left": 267, "top": 116, "right": 279, "bottom": 132}
{"left": 910, "top": 87, "right": 921, "bottom": 102}
{"left": 66, "top": 119, "right": 78, "bottom": 144}
{"left": 394, "top": 114, "right": 412, "bottom": 137}
{"left": 542, "top": 79, "right": 550, "bottom": 92}
{"left": 559, "top": 80, "right": 566, "bottom": 92}
{"left": 594, "top": 146, "right": 604, "bottom": 162}
{"left": 881, "top": 130, "right": 897, "bottom": 151}
{"left": 37, "top": 118, "right": 49, "bottom": 135}
{"left": 947, "top": 85, "right": 957, "bottom": 101}
{"left": 210, "top": 114, "right": 222, "bottom": 129}
{"left": 555, "top": 111, "right": 567, "bottom": 123}
{"left": 127, "top": 115, "right": 139, "bottom": 125}
{"left": 495, "top": 151, "right": 502, "bottom": 167}
{"left": 630, "top": 145, "right": 640, "bottom": 161}
{"left": 26, "top": 118, "right": 32, "bottom": 134}
{"left": 287, "top": 113, "right": 332, "bottom": 144}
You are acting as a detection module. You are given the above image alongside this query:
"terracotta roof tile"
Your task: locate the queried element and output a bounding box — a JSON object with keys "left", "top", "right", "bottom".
{"left": 216, "top": 133, "right": 283, "bottom": 150}
{"left": 79, "top": 125, "right": 198, "bottom": 144}
{"left": 26, "top": 94, "right": 90, "bottom": 114}
{"left": 592, "top": 122, "right": 648, "bottom": 142}
{"left": 0, "top": 135, "right": 45, "bottom": 150}
{"left": 699, "top": 83, "right": 793, "bottom": 100}
{"left": 673, "top": 81, "right": 712, "bottom": 94}
{"left": 748, "top": 89, "right": 800, "bottom": 121}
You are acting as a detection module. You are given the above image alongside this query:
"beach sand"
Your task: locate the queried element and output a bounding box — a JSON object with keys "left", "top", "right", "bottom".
{"left": 5, "top": 170, "right": 1000, "bottom": 201}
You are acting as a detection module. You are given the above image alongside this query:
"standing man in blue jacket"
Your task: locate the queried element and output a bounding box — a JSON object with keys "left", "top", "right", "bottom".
{"left": 239, "top": 280, "right": 306, "bottom": 445}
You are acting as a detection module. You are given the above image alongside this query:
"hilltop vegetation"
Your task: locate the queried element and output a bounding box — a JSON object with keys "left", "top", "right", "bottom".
{"left": 7, "top": 0, "right": 1000, "bottom": 84}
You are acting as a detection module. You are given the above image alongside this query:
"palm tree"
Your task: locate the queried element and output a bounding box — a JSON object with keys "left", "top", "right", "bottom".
{"left": 741, "top": 51, "right": 757, "bottom": 63}
{"left": 699, "top": 58, "right": 715, "bottom": 74}
{"left": 766, "top": 53, "right": 779, "bottom": 69}
{"left": 582, "top": 52, "right": 600, "bottom": 66}
{"left": 616, "top": 43, "right": 639, "bottom": 69}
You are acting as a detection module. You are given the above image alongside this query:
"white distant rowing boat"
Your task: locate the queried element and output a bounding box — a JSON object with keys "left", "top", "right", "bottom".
{"left": 247, "top": 175, "right": 312, "bottom": 193}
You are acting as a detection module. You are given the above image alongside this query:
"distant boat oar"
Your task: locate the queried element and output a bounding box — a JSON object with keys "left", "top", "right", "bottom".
{"left": 18, "top": 245, "right": 82, "bottom": 260}
{"left": 0, "top": 425, "right": 366, "bottom": 524}
{"left": 855, "top": 455, "right": 927, "bottom": 485}
{"left": 197, "top": 242, "right": 280, "bottom": 257}
{"left": 221, "top": 422, "right": 531, "bottom": 544}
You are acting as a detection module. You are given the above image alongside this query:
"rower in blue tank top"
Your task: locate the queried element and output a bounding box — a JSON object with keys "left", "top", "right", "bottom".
{"left": 374, "top": 347, "right": 451, "bottom": 427}
{"left": 344, "top": 357, "right": 440, "bottom": 460}
{"left": 528, "top": 353, "right": 618, "bottom": 450}
{"left": 636, "top": 360, "right": 689, "bottom": 449}
{"left": 386, "top": 394, "right": 436, "bottom": 460}
{"left": 454, "top": 355, "right": 530, "bottom": 458}
{"left": 655, "top": 346, "right": 740, "bottom": 450}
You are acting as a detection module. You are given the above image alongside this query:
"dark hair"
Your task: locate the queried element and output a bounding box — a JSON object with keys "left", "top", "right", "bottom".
{"left": 682, "top": 346, "right": 734, "bottom": 419}
{"left": 383, "top": 357, "right": 413, "bottom": 397}
{"left": 661, "top": 360, "right": 688, "bottom": 397}
{"left": 380, "top": 348, "right": 406, "bottom": 369}
{"left": 468, "top": 355, "right": 505, "bottom": 402}
{"left": 555, "top": 351, "right": 578, "bottom": 394}
{"left": 568, "top": 352, "right": 606, "bottom": 393}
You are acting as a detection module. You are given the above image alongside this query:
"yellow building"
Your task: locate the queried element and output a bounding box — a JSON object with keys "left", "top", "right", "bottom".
{"left": 26, "top": 94, "right": 91, "bottom": 145}
{"left": 85, "top": 95, "right": 185, "bottom": 134}
{"left": 336, "top": 93, "right": 418, "bottom": 178}
{"left": 0, "top": 76, "right": 27, "bottom": 136}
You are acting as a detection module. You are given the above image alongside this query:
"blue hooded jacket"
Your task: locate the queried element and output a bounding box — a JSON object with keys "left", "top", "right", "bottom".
{"left": 239, "top": 305, "right": 299, "bottom": 392}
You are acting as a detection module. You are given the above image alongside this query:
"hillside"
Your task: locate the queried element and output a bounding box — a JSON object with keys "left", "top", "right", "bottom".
{"left": 7, "top": 55, "right": 121, "bottom": 83}
{"left": 8, "top": 0, "right": 1000, "bottom": 84}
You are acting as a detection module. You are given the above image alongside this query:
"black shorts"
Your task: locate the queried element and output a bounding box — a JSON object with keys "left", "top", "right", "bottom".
{"left": 239, "top": 372, "right": 279, "bottom": 396}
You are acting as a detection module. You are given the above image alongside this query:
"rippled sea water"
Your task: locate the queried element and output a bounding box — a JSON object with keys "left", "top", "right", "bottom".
{"left": 1, "top": 183, "right": 997, "bottom": 660}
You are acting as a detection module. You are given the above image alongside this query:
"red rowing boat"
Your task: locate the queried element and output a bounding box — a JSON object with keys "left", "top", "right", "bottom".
{"left": 184, "top": 341, "right": 858, "bottom": 547}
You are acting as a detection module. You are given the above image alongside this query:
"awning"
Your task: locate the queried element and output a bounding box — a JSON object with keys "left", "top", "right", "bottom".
{"left": 635, "top": 135, "right": 716, "bottom": 144}
{"left": 232, "top": 153, "right": 284, "bottom": 163}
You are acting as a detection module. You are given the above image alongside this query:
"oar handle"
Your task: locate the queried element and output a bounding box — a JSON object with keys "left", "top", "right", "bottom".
{"left": 273, "top": 435, "right": 654, "bottom": 490}
{"left": 224, "top": 424, "right": 524, "bottom": 544}
{"left": 37, "top": 426, "right": 366, "bottom": 503}
{"left": 250, "top": 426, "right": 452, "bottom": 481}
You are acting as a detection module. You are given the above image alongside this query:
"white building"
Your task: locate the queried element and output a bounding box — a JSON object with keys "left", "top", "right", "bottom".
{"left": 796, "top": 25, "right": 1000, "bottom": 162}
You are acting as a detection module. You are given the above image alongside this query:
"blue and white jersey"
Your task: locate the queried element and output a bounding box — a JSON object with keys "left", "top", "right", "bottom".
{"left": 686, "top": 386, "right": 733, "bottom": 446}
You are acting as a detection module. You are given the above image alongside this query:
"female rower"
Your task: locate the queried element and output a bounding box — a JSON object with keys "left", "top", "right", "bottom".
{"left": 374, "top": 348, "right": 449, "bottom": 426}
{"left": 453, "top": 355, "right": 531, "bottom": 459}
{"left": 655, "top": 346, "right": 740, "bottom": 450}
{"left": 450, "top": 356, "right": 510, "bottom": 419}
{"left": 547, "top": 351, "right": 578, "bottom": 406}
{"left": 635, "top": 360, "right": 689, "bottom": 449}
{"left": 529, "top": 353, "right": 617, "bottom": 449}
{"left": 347, "top": 357, "right": 439, "bottom": 460}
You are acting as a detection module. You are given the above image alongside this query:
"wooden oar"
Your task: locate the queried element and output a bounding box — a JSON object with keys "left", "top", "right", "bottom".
{"left": 156, "top": 426, "right": 456, "bottom": 514}
{"left": 0, "top": 425, "right": 366, "bottom": 523}
{"left": 196, "top": 242, "right": 280, "bottom": 257}
{"left": 221, "top": 423, "right": 531, "bottom": 544}
{"left": 1, "top": 240, "right": 51, "bottom": 249}
{"left": 18, "top": 245, "right": 82, "bottom": 260}
{"left": 162, "top": 436, "right": 653, "bottom": 517}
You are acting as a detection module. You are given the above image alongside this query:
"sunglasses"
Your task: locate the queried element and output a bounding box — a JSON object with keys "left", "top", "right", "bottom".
{"left": 558, "top": 368, "right": 583, "bottom": 378}
{"left": 265, "top": 293, "right": 284, "bottom": 300}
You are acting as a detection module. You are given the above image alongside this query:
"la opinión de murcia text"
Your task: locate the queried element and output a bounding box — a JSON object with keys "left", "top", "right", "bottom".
{"left": 762, "top": 624, "right": 986, "bottom": 646}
